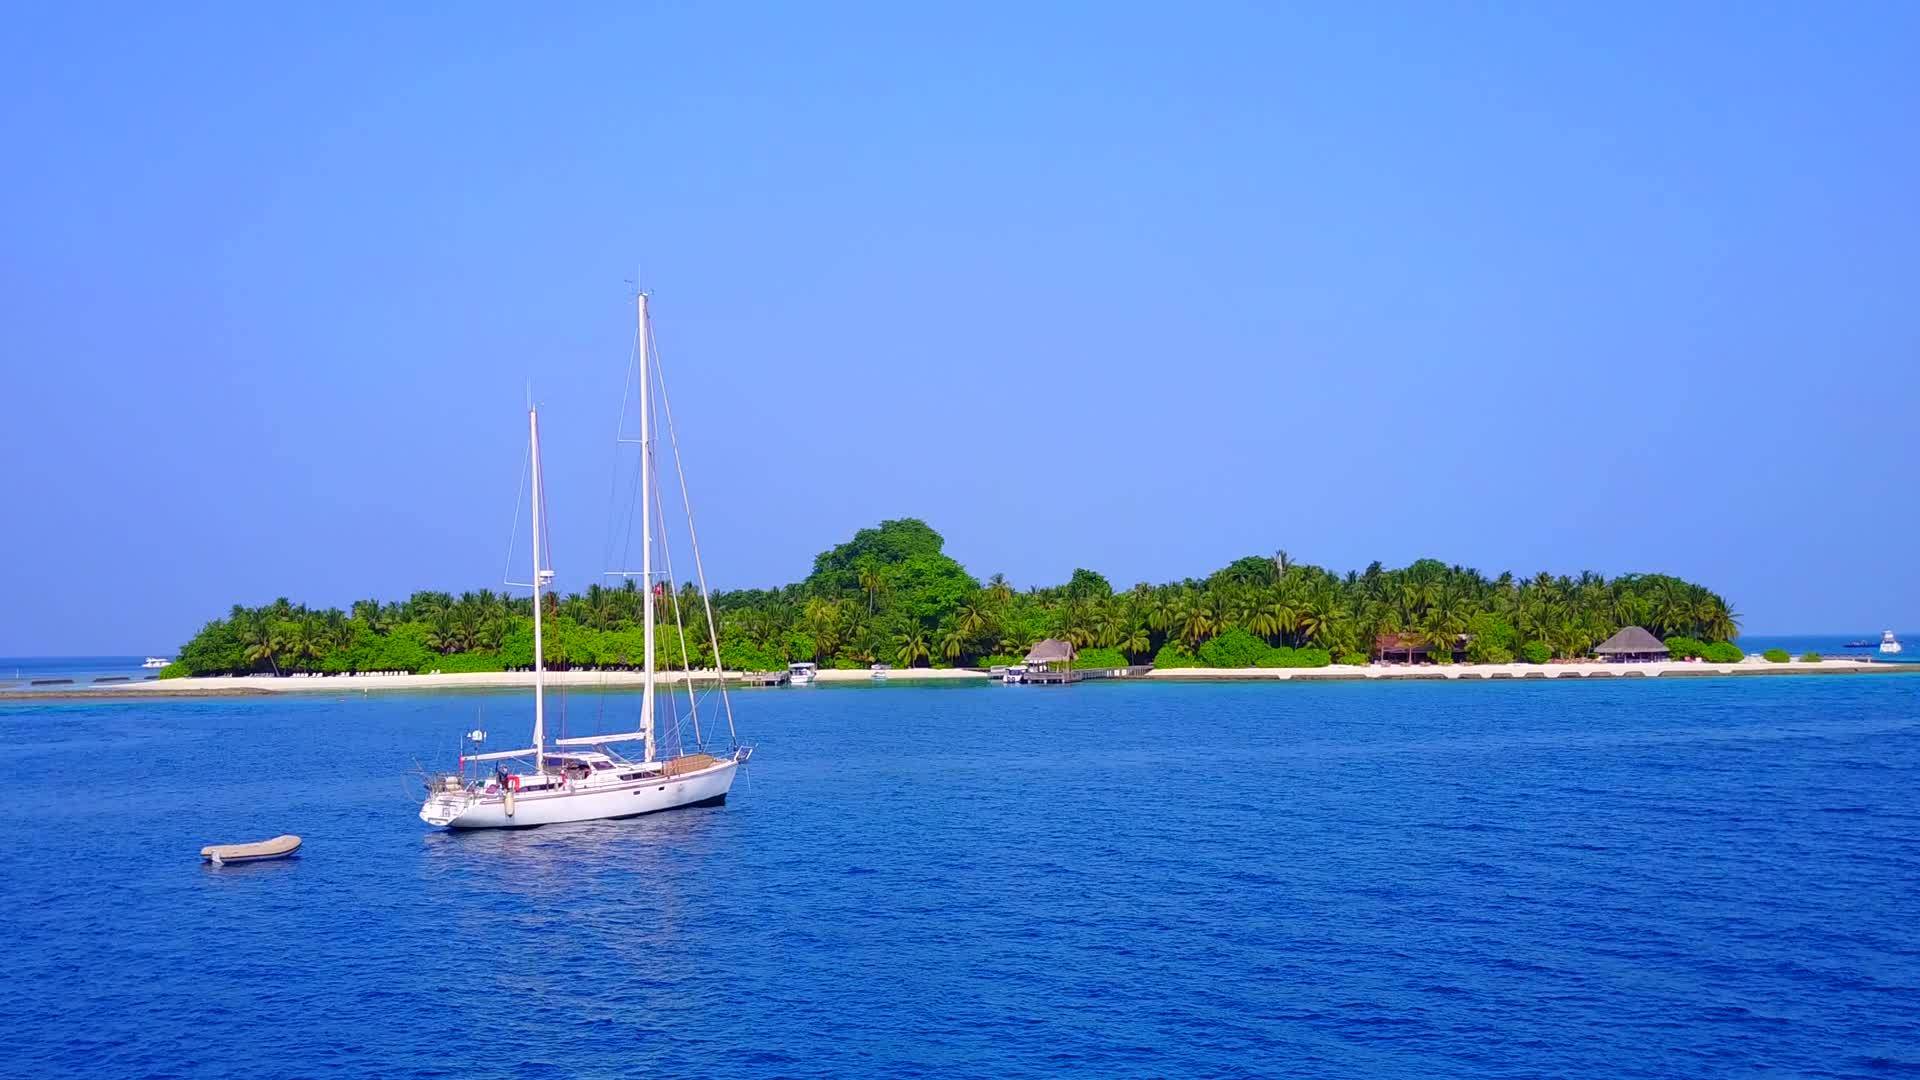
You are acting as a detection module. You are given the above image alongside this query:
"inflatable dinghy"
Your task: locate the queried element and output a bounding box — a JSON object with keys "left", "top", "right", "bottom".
{"left": 201, "top": 835, "right": 302, "bottom": 865}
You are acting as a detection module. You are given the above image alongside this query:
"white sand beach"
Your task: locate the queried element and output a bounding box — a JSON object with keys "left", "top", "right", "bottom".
{"left": 116, "top": 665, "right": 992, "bottom": 694}
{"left": 1146, "top": 656, "right": 1910, "bottom": 681}
{"left": 72, "top": 654, "right": 1913, "bottom": 697}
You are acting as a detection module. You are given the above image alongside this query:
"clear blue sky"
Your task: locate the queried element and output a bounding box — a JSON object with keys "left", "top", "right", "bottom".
{"left": 3, "top": 3, "right": 1917, "bottom": 654}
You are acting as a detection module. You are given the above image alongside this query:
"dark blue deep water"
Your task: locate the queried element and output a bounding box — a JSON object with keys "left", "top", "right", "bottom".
{"left": 6, "top": 677, "right": 1919, "bottom": 1078}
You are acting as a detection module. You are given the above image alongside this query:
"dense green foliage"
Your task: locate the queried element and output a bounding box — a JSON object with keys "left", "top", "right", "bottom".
{"left": 165, "top": 519, "right": 1743, "bottom": 676}
{"left": 1069, "top": 647, "right": 1130, "bottom": 670}
{"left": 1152, "top": 642, "right": 1200, "bottom": 669}
{"left": 1800, "top": 651, "right": 1822, "bottom": 662}
{"left": 1465, "top": 612, "right": 1518, "bottom": 664}
{"left": 1666, "top": 634, "right": 1758, "bottom": 661}
{"left": 1763, "top": 648, "right": 1791, "bottom": 663}
{"left": 1197, "top": 628, "right": 1274, "bottom": 668}
{"left": 1665, "top": 636, "right": 1745, "bottom": 663}
{"left": 1664, "top": 636, "right": 1708, "bottom": 659}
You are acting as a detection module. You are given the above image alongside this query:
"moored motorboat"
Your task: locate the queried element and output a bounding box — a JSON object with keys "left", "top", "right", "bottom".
{"left": 1882, "top": 630, "right": 1903, "bottom": 655}
{"left": 201, "top": 835, "right": 302, "bottom": 864}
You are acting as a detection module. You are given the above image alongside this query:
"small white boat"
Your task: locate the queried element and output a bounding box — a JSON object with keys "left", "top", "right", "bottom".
{"left": 202, "top": 835, "right": 301, "bottom": 864}
{"left": 142, "top": 657, "right": 171, "bottom": 669}
{"left": 1882, "top": 630, "right": 1903, "bottom": 655}
{"left": 788, "top": 661, "right": 818, "bottom": 686}
{"left": 870, "top": 663, "right": 890, "bottom": 681}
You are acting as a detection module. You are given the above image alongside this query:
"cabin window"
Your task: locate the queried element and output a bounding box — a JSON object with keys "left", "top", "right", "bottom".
{"left": 592, "top": 761, "right": 612, "bottom": 771}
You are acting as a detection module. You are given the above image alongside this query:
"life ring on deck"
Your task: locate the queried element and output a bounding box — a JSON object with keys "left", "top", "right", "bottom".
{"left": 506, "top": 774, "right": 521, "bottom": 792}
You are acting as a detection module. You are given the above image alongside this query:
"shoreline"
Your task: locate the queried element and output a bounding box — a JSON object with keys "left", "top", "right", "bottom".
{"left": 1144, "top": 657, "right": 1917, "bottom": 681}
{"left": 3, "top": 657, "right": 1913, "bottom": 701}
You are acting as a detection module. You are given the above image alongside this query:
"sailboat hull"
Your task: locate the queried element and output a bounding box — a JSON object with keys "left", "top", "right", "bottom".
{"left": 420, "top": 759, "right": 739, "bottom": 829}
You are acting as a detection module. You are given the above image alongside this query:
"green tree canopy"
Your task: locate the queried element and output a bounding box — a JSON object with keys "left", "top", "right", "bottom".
{"left": 163, "top": 519, "right": 1741, "bottom": 677}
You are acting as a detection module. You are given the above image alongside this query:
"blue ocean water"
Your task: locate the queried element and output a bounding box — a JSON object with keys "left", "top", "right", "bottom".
{"left": 5, "top": 677, "right": 1919, "bottom": 1078}
{"left": 0, "top": 654, "right": 156, "bottom": 688}
{"left": 1738, "top": 634, "right": 1916, "bottom": 663}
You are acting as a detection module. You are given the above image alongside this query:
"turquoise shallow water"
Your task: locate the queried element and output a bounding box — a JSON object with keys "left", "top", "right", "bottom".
{"left": 4, "top": 676, "right": 1919, "bottom": 1078}
{"left": 0, "top": 654, "right": 156, "bottom": 688}
{"left": 1738, "top": 635, "right": 1916, "bottom": 662}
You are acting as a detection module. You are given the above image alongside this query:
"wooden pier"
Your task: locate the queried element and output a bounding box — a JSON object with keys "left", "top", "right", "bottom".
{"left": 1006, "top": 664, "right": 1153, "bottom": 685}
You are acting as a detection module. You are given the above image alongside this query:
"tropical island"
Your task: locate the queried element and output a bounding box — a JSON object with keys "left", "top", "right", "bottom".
{"left": 162, "top": 518, "right": 1749, "bottom": 679}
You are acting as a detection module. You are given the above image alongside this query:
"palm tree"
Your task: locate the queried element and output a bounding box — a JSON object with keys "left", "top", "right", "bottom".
{"left": 999, "top": 626, "right": 1038, "bottom": 657}
{"left": 1118, "top": 624, "right": 1151, "bottom": 660}
{"left": 426, "top": 611, "right": 457, "bottom": 654}
{"left": 1701, "top": 595, "right": 1739, "bottom": 643}
{"left": 1301, "top": 589, "right": 1354, "bottom": 650}
{"left": 1225, "top": 586, "right": 1261, "bottom": 633}
{"left": 1058, "top": 600, "right": 1098, "bottom": 648}
{"left": 1615, "top": 590, "right": 1652, "bottom": 632}
{"left": 409, "top": 591, "right": 450, "bottom": 624}
{"left": 893, "top": 627, "right": 930, "bottom": 668}
{"left": 955, "top": 600, "right": 991, "bottom": 639}
{"left": 232, "top": 610, "right": 281, "bottom": 676}
{"left": 857, "top": 564, "right": 886, "bottom": 614}
{"left": 1147, "top": 590, "right": 1179, "bottom": 635}
{"left": 583, "top": 583, "right": 613, "bottom": 629}
{"left": 939, "top": 625, "right": 969, "bottom": 663}
{"left": 803, "top": 596, "right": 845, "bottom": 660}
{"left": 985, "top": 574, "right": 1013, "bottom": 605}
{"left": 350, "top": 598, "right": 383, "bottom": 630}
{"left": 452, "top": 604, "right": 481, "bottom": 652}
{"left": 321, "top": 609, "right": 351, "bottom": 657}
{"left": 1176, "top": 597, "right": 1215, "bottom": 648}
{"left": 287, "top": 615, "right": 324, "bottom": 670}
{"left": 1244, "top": 593, "right": 1280, "bottom": 640}
{"left": 1651, "top": 580, "right": 1689, "bottom": 637}
{"left": 1551, "top": 613, "right": 1591, "bottom": 659}
{"left": 1266, "top": 587, "right": 1304, "bottom": 646}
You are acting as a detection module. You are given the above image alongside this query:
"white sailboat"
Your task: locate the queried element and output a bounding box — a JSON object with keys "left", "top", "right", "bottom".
{"left": 420, "top": 292, "right": 750, "bottom": 830}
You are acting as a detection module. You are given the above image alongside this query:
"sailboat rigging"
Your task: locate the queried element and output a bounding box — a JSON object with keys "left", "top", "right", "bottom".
{"left": 419, "top": 290, "right": 751, "bottom": 829}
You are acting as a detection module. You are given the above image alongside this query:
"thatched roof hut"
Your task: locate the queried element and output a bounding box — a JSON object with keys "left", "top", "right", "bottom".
{"left": 1593, "top": 626, "right": 1669, "bottom": 661}
{"left": 1373, "top": 632, "right": 1429, "bottom": 661}
{"left": 1372, "top": 632, "right": 1466, "bottom": 663}
{"left": 1024, "top": 638, "right": 1075, "bottom": 666}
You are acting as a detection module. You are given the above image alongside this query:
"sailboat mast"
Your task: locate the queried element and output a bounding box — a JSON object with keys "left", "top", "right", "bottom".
{"left": 639, "top": 292, "right": 657, "bottom": 764}
{"left": 529, "top": 405, "right": 547, "bottom": 775}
